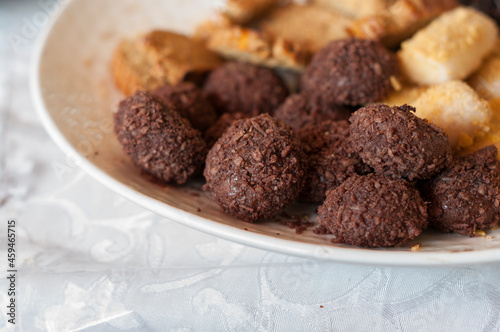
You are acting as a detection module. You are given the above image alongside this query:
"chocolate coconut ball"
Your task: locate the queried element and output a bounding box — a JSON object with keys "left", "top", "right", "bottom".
{"left": 152, "top": 82, "right": 217, "bottom": 133}
{"left": 318, "top": 173, "right": 428, "bottom": 247}
{"left": 203, "top": 112, "right": 249, "bottom": 148}
{"left": 421, "top": 145, "right": 500, "bottom": 236}
{"left": 204, "top": 114, "right": 307, "bottom": 222}
{"left": 301, "top": 38, "right": 399, "bottom": 106}
{"left": 297, "top": 120, "right": 370, "bottom": 203}
{"left": 350, "top": 104, "right": 452, "bottom": 181}
{"left": 114, "top": 90, "right": 207, "bottom": 184}
{"left": 274, "top": 93, "right": 352, "bottom": 131}
{"left": 203, "top": 62, "right": 289, "bottom": 116}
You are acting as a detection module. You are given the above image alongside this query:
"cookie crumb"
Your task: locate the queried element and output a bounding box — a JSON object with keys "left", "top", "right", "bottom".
{"left": 313, "top": 225, "right": 331, "bottom": 235}
{"left": 279, "top": 214, "right": 314, "bottom": 234}
{"left": 474, "top": 229, "right": 486, "bottom": 237}
{"left": 410, "top": 243, "right": 421, "bottom": 251}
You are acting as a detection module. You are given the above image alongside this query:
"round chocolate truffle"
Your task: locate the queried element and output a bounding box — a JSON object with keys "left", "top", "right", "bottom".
{"left": 114, "top": 90, "right": 207, "bottom": 184}
{"left": 152, "top": 82, "right": 217, "bottom": 133}
{"left": 297, "top": 120, "right": 370, "bottom": 203}
{"left": 301, "top": 38, "right": 399, "bottom": 106}
{"left": 318, "top": 173, "right": 428, "bottom": 247}
{"left": 350, "top": 104, "right": 452, "bottom": 181}
{"left": 203, "top": 62, "right": 289, "bottom": 116}
{"left": 421, "top": 145, "right": 500, "bottom": 236}
{"left": 204, "top": 114, "right": 307, "bottom": 222}
{"left": 203, "top": 112, "right": 249, "bottom": 148}
{"left": 274, "top": 93, "right": 352, "bottom": 131}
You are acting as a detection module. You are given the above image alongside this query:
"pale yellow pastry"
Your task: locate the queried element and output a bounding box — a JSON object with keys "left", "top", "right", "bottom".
{"left": 398, "top": 6, "right": 498, "bottom": 85}
{"left": 460, "top": 97, "right": 500, "bottom": 156}
{"left": 468, "top": 39, "right": 500, "bottom": 100}
{"left": 381, "top": 85, "right": 428, "bottom": 106}
{"left": 412, "top": 80, "right": 492, "bottom": 150}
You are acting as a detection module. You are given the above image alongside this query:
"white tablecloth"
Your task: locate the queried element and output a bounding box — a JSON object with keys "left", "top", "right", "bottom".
{"left": 2, "top": 1, "right": 500, "bottom": 331}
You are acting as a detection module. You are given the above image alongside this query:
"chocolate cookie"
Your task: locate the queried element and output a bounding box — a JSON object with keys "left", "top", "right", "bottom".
{"left": 301, "top": 38, "right": 399, "bottom": 106}
{"left": 114, "top": 90, "right": 207, "bottom": 184}
{"left": 274, "top": 93, "right": 352, "bottom": 131}
{"left": 203, "top": 112, "right": 249, "bottom": 148}
{"left": 421, "top": 145, "right": 500, "bottom": 236}
{"left": 203, "top": 62, "right": 289, "bottom": 116}
{"left": 204, "top": 114, "right": 307, "bottom": 222}
{"left": 318, "top": 173, "right": 428, "bottom": 247}
{"left": 297, "top": 120, "right": 370, "bottom": 202}
{"left": 152, "top": 82, "right": 217, "bottom": 133}
{"left": 350, "top": 104, "right": 452, "bottom": 181}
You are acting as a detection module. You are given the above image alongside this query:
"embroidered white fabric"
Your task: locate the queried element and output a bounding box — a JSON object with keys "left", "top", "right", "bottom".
{"left": 1, "top": 1, "right": 500, "bottom": 331}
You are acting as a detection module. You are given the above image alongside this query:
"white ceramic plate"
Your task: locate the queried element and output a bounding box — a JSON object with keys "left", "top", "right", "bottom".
{"left": 32, "top": 0, "right": 500, "bottom": 266}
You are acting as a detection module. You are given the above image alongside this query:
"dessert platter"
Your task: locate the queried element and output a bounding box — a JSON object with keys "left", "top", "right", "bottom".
{"left": 32, "top": 0, "right": 500, "bottom": 265}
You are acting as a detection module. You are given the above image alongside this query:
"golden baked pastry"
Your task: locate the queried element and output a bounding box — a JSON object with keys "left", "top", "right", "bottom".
{"left": 398, "top": 6, "right": 498, "bottom": 85}
{"left": 258, "top": 4, "right": 353, "bottom": 52}
{"left": 111, "top": 30, "right": 222, "bottom": 95}
{"left": 380, "top": 84, "right": 428, "bottom": 106}
{"left": 468, "top": 39, "right": 500, "bottom": 100}
{"left": 412, "top": 80, "right": 492, "bottom": 150}
{"left": 204, "top": 20, "right": 309, "bottom": 71}
{"left": 221, "top": 0, "right": 278, "bottom": 24}
{"left": 348, "top": 0, "right": 458, "bottom": 48}
{"left": 311, "top": 0, "right": 395, "bottom": 18}
{"left": 202, "top": 3, "right": 353, "bottom": 71}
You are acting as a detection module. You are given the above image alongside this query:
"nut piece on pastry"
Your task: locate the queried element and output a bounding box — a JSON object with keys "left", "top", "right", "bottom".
{"left": 257, "top": 4, "right": 353, "bottom": 53}
{"left": 111, "top": 30, "right": 223, "bottom": 95}
{"left": 468, "top": 39, "right": 500, "bottom": 100}
{"left": 398, "top": 6, "right": 498, "bottom": 85}
{"left": 348, "top": 0, "right": 458, "bottom": 48}
{"left": 221, "top": 0, "right": 278, "bottom": 25}
{"left": 412, "top": 80, "right": 492, "bottom": 150}
{"left": 311, "top": 0, "right": 395, "bottom": 19}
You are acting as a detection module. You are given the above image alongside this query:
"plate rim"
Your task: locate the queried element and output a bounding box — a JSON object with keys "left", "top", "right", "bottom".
{"left": 30, "top": 0, "right": 500, "bottom": 266}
